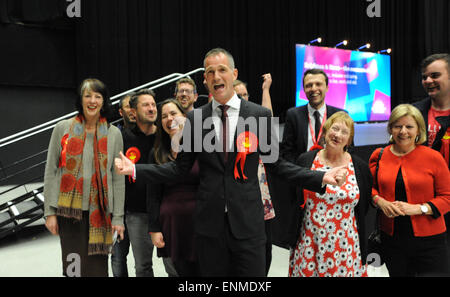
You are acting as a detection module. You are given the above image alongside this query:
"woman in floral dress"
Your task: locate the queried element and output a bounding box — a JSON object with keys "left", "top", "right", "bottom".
{"left": 289, "top": 112, "right": 372, "bottom": 277}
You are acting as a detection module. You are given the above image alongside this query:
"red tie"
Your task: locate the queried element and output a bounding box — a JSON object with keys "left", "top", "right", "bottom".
{"left": 219, "top": 105, "right": 230, "bottom": 162}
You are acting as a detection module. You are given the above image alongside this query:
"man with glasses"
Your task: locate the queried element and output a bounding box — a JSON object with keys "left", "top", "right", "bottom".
{"left": 174, "top": 78, "right": 198, "bottom": 112}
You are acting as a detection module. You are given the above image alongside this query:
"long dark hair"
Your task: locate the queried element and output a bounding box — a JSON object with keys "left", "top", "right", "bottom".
{"left": 153, "top": 98, "right": 186, "bottom": 164}
{"left": 75, "top": 78, "right": 113, "bottom": 122}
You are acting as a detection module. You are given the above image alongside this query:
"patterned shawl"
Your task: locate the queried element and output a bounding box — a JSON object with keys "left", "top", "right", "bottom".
{"left": 56, "top": 115, "right": 112, "bottom": 255}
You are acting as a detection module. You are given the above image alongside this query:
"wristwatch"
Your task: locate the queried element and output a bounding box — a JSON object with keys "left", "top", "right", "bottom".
{"left": 420, "top": 204, "right": 428, "bottom": 215}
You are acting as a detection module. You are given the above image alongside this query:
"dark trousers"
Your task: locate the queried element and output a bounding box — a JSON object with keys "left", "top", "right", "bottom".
{"left": 58, "top": 212, "right": 108, "bottom": 277}
{"left": 196, "top": 215, "right": 266, "bottom": 277}
{"left": 173, "top": 259, "right": 201, "bottom": 277}
{"left": 382, "top": 232, "right": 450, "bottom": 277}
{"left": 111, "top": 223, "right": 130, "bottom": 277}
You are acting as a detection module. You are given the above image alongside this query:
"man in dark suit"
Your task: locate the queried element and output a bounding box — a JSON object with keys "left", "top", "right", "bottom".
{"left": 115, "top": 48, "right": 346, "bottom": 277}
{"left": 281, "top": 69, "right": 346, "bottom": 163}
{"left": 272, "top": 69, "right": 346, "bottom": 249}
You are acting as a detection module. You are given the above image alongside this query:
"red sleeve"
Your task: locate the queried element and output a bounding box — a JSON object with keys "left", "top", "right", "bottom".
{"left": 430, "top": 152, "right": 450, "bottom": 216}
{"left": 368, "top": 147, "right": 382, "bottom": 198}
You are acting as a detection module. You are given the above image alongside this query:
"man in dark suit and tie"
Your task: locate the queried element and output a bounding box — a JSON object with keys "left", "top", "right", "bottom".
{"left": 281, "top": 69, "right": 346, "bottom": 163}
{"left": 115, "top": 48, "right": 346, "bottom": 277}
{"left": 273, "top": 69, "right": 346, "bottom": 249}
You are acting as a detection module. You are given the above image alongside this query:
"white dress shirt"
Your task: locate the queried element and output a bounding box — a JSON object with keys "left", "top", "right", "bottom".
{"left": 211, "top": 93, "right": 241, "bottom": 152}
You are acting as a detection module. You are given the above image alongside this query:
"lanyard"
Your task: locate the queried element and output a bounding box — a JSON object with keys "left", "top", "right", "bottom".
{"left": 308, "top": 108, "right": 327, "bottom": 148}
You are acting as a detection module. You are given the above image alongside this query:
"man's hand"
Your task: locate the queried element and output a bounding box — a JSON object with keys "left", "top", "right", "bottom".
{"left": 114, "top": 151, "right": 134, "bottom": 176}
{"left": 322, "top": 165, "right": 347, "bottom": 187}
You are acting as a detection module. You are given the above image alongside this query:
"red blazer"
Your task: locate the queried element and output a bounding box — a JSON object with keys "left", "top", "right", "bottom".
{"left": 369, "top": 145, "right": 450, "bottom": 237}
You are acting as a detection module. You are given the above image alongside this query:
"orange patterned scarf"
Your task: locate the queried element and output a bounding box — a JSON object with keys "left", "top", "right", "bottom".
{"left": 57, "top": 115, "right": 112, "bottom": 255}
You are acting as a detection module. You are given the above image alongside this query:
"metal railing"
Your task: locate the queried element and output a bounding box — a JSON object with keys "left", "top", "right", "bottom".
{"left": 0, "top": 68, "right": 204, "bottom": 239}
{"left": 0, "top": 68, "right": 204, "bottom": 149}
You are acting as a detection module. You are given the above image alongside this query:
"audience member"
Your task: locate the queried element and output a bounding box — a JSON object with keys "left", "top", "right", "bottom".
{"left": 233, "top": 74, "right": 275, "bottom": 275}
{"left": 281, "top": 69, "right": 346, "bottom": 162}
{"left": 117, "top": 92, "right": 136, "bottom": 131}
{"left": 44, "top": 78, "right": 125, "bottom": 277}
{"left": 413, "top": 53, "right": 450, "bottom": 245}
{"left": 369, "top": 104, "right": 450, "bottom": 277}
{"left": 289, "top": 112, "right": 372, "bottom": 277}
{"left": 147, "top": 98, "right": 200, "bottom": 276}
{"left": 174, "top": 77, "right": 198, "bottom": 113}
{"left": 118, "top": 89, "right": 158, "bottom": 277}
{"left": 111, "top": 91, "right": 135, "bottom": 277}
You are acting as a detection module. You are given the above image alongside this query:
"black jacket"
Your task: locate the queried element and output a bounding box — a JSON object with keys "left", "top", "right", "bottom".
{"left": 122, "top": 126, "right": 156, "bottom": 213}
{"left": 283, "top": 149, "right": 372, "bottom": 265}
{"left": 281, "top": 104, "right": 346, "bottom": 163}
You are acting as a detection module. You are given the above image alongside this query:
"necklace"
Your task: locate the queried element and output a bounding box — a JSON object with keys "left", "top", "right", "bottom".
{"left": 321, "top": 150, "right": 348, "bottom": 168}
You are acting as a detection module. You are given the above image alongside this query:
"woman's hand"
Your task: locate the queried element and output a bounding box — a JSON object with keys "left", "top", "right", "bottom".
{"left": 376, "top": 197, "right": 406, "bottom": 218}
{"left": 150, "top": 232, "right": 165, "bottom": 248}
{"left": 392, "top": 201, "right": 423, "bottom": 216}
{"left": 112, "top": 224, "right": 125, "bottom": 240}
{"left": 45, "top": 215, "right": 59, "bottom": 235}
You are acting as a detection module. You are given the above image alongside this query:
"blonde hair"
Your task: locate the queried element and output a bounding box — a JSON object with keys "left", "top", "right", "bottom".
{"left": 388, "top": 104, "right": 426, "bottom": 144}
{"left": 323, "top": 111, "right": 355, "bottom": 148}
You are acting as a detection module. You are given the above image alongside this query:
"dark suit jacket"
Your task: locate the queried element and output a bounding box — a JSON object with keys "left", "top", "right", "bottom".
{"left": 136, "top": 99, "right": 325, "bottom": 240}
{"left": 281, "top": 104, "right": 346, "bottom": 162}
{"left": 284, "top": 150, "right": 372, "bottom": 265}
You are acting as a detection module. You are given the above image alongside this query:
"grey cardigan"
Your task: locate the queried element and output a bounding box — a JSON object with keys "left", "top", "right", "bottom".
{"left": 43, "top": 118, "right": 125, "bottom": 226}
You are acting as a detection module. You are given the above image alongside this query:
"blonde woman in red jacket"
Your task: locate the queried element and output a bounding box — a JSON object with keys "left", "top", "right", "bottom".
{"left": 369, "top": 104, "right": 450, "bottom": 277}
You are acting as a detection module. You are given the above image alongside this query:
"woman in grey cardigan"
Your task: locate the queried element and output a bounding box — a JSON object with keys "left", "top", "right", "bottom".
{"left": 43, "top": 78, "right": 125, "bottom": 277}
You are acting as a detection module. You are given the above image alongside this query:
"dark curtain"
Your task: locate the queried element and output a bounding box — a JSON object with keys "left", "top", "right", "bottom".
{"left": 73, "top": 0, "right": 450, "bottom": 119}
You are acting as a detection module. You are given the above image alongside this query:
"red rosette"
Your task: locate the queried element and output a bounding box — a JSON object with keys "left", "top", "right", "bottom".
{"left": 126, "top": 147, "right": 141, "bottom": 183}
{"left": 58, "top": 134, "right": 69, "bottom": 168}
{"left": 234, "top": 131, "right": 258, "bottom": 181}
{"left": 309, "top": 144, "right": 323, "bottom": 151}
{"left": 125, "top": 147, "right": 141, "bottom": 164}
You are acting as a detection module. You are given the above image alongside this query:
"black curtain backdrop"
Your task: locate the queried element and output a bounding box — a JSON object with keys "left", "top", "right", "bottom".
{"left": 71, "top": 0, "right": 449, "bottom": 120}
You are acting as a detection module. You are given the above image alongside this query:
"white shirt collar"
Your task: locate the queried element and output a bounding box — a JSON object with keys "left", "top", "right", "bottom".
{"left": 307, "top": 103, "right": 326, "bottom": 117}
{"left": 212, "top": 92, "right": 241, "bottom": 112}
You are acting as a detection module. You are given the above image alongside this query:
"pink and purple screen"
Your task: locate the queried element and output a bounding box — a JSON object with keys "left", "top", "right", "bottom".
{"left": 296, "top": 44, "right": 391, "bottom": 122}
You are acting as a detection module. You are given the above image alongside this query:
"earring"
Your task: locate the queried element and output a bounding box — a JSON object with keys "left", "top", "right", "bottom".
{"left": 415, "top": 135, "right": 419, "bottom": 143}
{"left": 389, "top": 135, "right": 394, "bottom": 143}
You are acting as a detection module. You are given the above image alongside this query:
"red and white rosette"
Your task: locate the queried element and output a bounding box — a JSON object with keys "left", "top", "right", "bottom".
{"left": 234, "top": 131, "right": 258, "bottom": 181}
{"left": 125, "top": 147, "right": 141, "bottom": 183}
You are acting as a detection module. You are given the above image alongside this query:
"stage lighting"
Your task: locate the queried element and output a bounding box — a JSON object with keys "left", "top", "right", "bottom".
{"left": 308, "top": 37, "right": 322, "bottom": 45}
{"left": 378, "top": 48, "right": 392, "bottom": 54}
{"left": 357, "top": 43, "right": 371, "bottom": 51}
{"left": 334, "top": 40, "right": 348, "bottom": 48}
